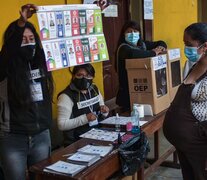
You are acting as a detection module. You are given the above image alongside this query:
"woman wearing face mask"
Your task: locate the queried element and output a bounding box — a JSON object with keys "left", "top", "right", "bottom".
{"left": 115, "top": 20, "right": 167, "bottom": 111}
{"left": 0, "top": 4, "right": 54, "bottom": 180}
{"left": 183, "top": 35, "right": 205, "bottom": 79}
{"left": 163, "top": 23, "right": 207, "bottom": 180}
{"left": 57, "top": 64, "right": 109, "bottom": 146}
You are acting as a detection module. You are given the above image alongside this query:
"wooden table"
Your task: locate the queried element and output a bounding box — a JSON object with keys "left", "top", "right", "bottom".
{"left": 30, "top": 110, "right": 179, "bottom": 180}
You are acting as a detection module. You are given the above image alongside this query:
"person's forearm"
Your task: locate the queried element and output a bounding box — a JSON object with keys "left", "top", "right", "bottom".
{"left": 99, "top": 91, "right": 105, "bottom": 106}
{"left": 17, "top": 18, "right": 26, "bottom": 27}
{"left": 57, "top": 112, "right": 88, "bottom": 131}
{"left": 5, "top": 20, "right": 24, "bottom": 51}
{"left": 57, "top": 94, "right": 88, "bottom": 131}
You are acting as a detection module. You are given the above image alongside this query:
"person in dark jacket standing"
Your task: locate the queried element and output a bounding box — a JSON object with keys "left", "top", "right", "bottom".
{"left": 163, "top": 23, "right": 207, "bottom": 180}
{"left": 116, "top": 20, "right": 167, "bottom": 111}
{"left": 0, "top": 4, "right": 53, "bottom": 180}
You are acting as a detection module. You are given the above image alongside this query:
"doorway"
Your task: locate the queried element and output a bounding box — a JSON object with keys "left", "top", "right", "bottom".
{"left": 102, "top": 0, "right": 131, "bottom": 100}
{"left": 198, "top": 0, "right": 207, "bottom": 22}
{"left": 102, "top": 0, "right": 152, "bottom": 101}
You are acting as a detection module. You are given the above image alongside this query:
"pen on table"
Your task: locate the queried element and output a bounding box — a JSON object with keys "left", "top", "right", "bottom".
{"left": 62, "top": 153, "right": 74, "bottom": 157}
{"left": 89, "top": 143, "right": 113, "bottom": 146}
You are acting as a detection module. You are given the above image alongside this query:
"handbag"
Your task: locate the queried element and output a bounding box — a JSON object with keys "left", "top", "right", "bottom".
{"left": 118, "top": 131, "right": 150, "bottom": 176}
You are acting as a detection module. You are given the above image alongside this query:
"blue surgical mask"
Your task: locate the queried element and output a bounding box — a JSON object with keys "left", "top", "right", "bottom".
{"left": 125, "top": 32, "right": 140, "bottom": 46}
{"left": 184, "top": 45, "right": 203, "bottom": 62}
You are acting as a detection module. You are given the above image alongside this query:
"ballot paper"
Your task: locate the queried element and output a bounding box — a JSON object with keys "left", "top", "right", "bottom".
{"left": 79, "top": 128, "right": 125, "bottom": 142}
{"left": 77, "top": 144, "right": 113, "bottom": 157}
{"left": 100, "top": 116, "right": 148, "bottom": 126}
{"left": 67, "top": 152, "right": 100, "bottom": 166}
{"left": 44, "top": 160, "right": 86, "bottom": 176}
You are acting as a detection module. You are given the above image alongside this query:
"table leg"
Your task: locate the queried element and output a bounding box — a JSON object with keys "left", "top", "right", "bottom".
{"left": 137, "top": 166, "right": 144, "bottom": 180}
{"left": 154, "top": 131, "right": 159, "bottom": 160}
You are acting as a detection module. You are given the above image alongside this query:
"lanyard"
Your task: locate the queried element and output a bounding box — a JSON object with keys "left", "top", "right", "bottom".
{"left": 83, "top": 90, "right": 93, "bottom": 112}
{"left": 28, "top": 63, "right": 35, "bottom": 83}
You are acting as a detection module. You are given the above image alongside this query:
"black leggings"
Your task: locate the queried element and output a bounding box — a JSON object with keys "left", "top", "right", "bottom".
{"left": 177, "top": 150, "right": 207, "bottom": 180}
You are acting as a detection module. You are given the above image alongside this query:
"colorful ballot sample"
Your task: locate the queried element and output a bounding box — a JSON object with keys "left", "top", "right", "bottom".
{"left": 37, "top": 4, "right": 109, "bottom": 71}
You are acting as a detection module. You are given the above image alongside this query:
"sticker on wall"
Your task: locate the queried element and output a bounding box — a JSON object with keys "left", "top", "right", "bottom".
{"left": 144, "top": 0, "right": 153, "bottom": 20}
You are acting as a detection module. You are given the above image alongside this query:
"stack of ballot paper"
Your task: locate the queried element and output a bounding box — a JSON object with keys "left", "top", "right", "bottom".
{"left": 67, "top": 152, "right": 100, "bottom": 166}
{"left": 44, "top": 160, "right": 86, "bottom": 176}
{"left": 100, "top": 116, "right": 148, "bottom": 126}
{"left": 79, "top": 128, "right": 125, "bottom": 141}
{"left": 77, "top": 144, "right": 113, "bottom": 157}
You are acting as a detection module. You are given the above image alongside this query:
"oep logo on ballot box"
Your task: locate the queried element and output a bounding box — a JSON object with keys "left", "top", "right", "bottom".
{"left": 133, "top": 78, "right": 149, "bottom": 93}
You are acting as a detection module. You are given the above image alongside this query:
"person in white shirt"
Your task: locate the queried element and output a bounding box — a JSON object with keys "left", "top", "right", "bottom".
{"left": 183, "top": 59, "right": 196, "bottom": 79}
{"left": 57, "top": 64, "right": 109, "bottom": 146}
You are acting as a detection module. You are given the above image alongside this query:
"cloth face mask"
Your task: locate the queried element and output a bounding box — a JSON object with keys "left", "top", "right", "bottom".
{"left": 184, "top": 44, "right": 204, "bottom": 62}
{"left": 73, "top": 77, "right": 92, "bottom": 90}
{"left": 125, "top": 32, "right": 140, "bottom": 46}
{"left": 20, "top": 42, "right": 36, "bottom": 60}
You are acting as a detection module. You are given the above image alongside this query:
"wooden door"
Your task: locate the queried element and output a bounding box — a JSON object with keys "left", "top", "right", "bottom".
{"left": 102, "top": 0, "right": 130, "bottom": 100}
{"left": 198, "top": 0, "right": 207, "bottom": 22}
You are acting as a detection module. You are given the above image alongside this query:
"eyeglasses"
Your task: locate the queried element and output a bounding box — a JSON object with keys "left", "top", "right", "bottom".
{"left": 75, "top": 73, "right": 93, "bottom": 80}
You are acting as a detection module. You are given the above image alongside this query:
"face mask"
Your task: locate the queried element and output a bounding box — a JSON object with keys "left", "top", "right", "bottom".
{"left": 184, "top": 45, "right": 203, "bottom": 62}
{"left": 125, "top": 32, "right": 140, "bottom": 46}
{"left": 20, "top": 43, "right": 36, "bottom": 60}
{"left": 73, "top": 77, "right": 92, "bottom": 90}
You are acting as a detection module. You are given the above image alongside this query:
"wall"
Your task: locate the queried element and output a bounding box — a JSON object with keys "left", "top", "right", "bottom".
{"left": 0, "top": 0, "right": 198, "bottom": 118}
{"left": 153, "top": 0, "right": 198, "bottom": 66}
{"left": 0, "top": 0, "right": 104, "bottom": 118}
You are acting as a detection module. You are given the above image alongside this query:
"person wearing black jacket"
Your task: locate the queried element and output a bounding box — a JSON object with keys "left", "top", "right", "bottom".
{"left": 116, "top": 20, "right": 167, "bottom": 111}
{"left": 0, "top": 4, "right": 53, "bottom": 180}
{"left": 57, "top": 64, "right": 109, "bottom": 146}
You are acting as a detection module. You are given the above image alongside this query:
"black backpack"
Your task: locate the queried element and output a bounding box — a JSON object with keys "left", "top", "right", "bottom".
{"left": 118, "top": 131, "right": 150, "bottom": 176}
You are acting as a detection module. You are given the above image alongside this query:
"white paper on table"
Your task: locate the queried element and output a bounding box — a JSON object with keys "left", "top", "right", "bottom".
{"left": 100, "top": 116, "right": 148, "bottom": 127}
{"left": 67, "top": 152, "right": 98, "bottom": 162}
{"left": 77, "top": 144, "right": 113, "bottom": 157}
{"left": 79, "top": 128, "right": 125, "bottom": 142}
{"left": 44, "top": 160, "right": 86, "bottom": 176}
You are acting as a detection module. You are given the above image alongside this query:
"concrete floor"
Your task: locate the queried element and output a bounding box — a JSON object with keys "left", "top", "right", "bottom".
{"left": 146, "top": 129, "right": 183, "bottom": 180}
{"left": 146, "top": 166, "right": 182, "bottom": 180}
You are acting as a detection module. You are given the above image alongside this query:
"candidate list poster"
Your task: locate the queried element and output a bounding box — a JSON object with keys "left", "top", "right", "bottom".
{"left": 36, "top": 4, "right": 109, "bottom": 71}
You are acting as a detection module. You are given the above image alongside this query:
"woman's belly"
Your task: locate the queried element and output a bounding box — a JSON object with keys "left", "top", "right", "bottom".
{"left": 163, "top": 107, "right": 203, "bottom": 152}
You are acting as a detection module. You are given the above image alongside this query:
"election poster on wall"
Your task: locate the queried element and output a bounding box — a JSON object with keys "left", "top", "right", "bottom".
{"left": 36, "top": 4, "right": 109, "bottom": 71}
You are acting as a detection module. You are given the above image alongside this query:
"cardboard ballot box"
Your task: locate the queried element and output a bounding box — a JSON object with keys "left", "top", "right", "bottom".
{"left": 167, "top": 48, "right": 182, "bottom": 102}
{"left": 126, "top": 54, "right": 170, "bottom": 115}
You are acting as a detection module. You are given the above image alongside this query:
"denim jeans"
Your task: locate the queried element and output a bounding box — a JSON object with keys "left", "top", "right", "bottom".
{"left": 0, "top": 129, "right": 51, "bottom": 180}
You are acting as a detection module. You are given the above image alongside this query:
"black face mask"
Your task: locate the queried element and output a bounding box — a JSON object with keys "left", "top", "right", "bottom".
{"left": 20, "top": 43, "right": 36, "bottom": 61}
{"left": 73, "top": 77, "right": 92, "bottom": 90}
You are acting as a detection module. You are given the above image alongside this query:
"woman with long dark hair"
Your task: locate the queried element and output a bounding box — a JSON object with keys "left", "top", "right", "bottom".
{"left": 0, "top": 4, "right": 53, "bottom": 180}
{"left": 115, "top": 20, "right": 167, "bottom": 111}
